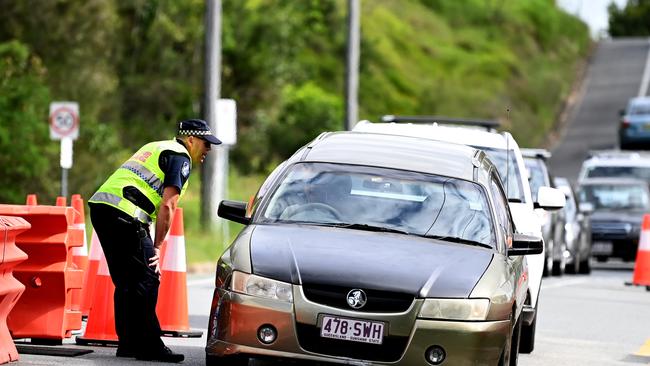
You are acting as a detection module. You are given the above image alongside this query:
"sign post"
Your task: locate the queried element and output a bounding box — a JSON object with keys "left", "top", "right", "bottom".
{"left": 49, "top": 102, "right": 79, "bottom": 198}
{"left": 216, "top": 99, "right": 237, "bottom": 240}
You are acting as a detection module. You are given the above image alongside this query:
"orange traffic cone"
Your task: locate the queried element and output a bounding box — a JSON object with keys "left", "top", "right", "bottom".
{"left": 71, "top": 196, "right": 89, "bottom": 312}
{"left": 75, "top": 242, "right": 118, "bottom": 346}
{"left": 156, "top": 208, "right": 202, "bottom": 337}
{"left": 55, "top": 196, "right": 67, "bottom": 206}
{"left": 80, "top": 230, "right": 102, "bottom": 318}
{"left": 25, "top": 194, "right": 38, "bottom": 205}
{"left": 632, "top": 214, "right": 650, "bottom": 286}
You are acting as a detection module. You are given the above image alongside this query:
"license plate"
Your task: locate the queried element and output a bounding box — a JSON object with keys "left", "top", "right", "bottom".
{"left": 320, "top": 315, "right": 384, "bottom": 344}
{"left": 592, "top": 241, "right": 613, "bottom": 254}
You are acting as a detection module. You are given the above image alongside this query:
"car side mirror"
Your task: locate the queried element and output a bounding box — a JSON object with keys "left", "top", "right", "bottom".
{"left": 508, "top": 233, "right": 544, "bottom": 256}
{"left": 578, "top": 202, "right": 594, "bottom": 214}
{"left": 218, "top": 200, "right": 250, "bottom": 225}
{"left": 533, "top": 186, "right": 566, "bottom": 211}
{"left": 619, "top": 109, "right": 626, "bottom": 117}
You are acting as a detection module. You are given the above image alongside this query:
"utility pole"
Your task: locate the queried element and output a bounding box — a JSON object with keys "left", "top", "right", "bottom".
{"left": 202, "top": 0, "right": 223, "bottom": 228}
{"left": 345, "top": 0, "right": 360, "bottom": 131}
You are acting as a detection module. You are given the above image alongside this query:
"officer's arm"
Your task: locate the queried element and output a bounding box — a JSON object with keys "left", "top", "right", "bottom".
{"left": 150, "top": 186, "right": 180, "bottom": 272}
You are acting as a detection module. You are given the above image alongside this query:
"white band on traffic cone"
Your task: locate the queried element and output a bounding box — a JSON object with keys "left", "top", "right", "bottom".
{"left": 98, "top": 250, "right": 111, "bottom": 277}
{"left": 640, "top": 231, "right": 650, "bottom": 251}
{"left": 89, "top": 230, "right": 102, "bottom": 261}
{"left": 161, "top": 235, "right": 187, "bottom": 272}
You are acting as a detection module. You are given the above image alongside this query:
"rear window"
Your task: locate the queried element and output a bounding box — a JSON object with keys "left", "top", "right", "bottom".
{"left": 585, "top": 166, "right": 650, "bottom": 181}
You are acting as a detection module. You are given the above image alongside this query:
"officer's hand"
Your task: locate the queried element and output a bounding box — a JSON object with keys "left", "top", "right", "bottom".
{"left": 149, "top": 247, "right": 161, "bottom": 276}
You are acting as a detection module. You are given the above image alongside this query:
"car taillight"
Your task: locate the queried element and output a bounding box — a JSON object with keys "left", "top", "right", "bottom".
{"left": 620, "top": 118, "right": 630, "bottom": 129}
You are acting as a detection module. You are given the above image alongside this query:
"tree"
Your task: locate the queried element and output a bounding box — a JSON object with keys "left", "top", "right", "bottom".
{"left": 608, "top": 0, "right": 650, "bottom": 36}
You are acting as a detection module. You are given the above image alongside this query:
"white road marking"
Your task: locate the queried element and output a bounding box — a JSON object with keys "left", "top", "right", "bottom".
{"left": 638, "top": 38, "right": 650, "bottom": 97}
{"left": 541, "top": 278, "right": 589, "bottom": 290}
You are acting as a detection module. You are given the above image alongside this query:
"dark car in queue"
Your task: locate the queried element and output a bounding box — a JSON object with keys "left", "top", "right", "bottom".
{"left": 206, "top": 132, "right": 542, "bottom": 366}
{"left": 553, "top": 177, "right": 592, "bottom": 274}
{"left": 578, "top": 178, "right": 650, "bottom": 262}
{"left": 522, "top": 149, "right": 565, "bottom": 276}
{"left": 619, "top": 96, "right": 650, "bottom": 149}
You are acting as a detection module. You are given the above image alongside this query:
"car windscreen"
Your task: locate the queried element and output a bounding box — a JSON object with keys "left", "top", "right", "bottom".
{"left": 260, "top": 162, "right": 496, "bottom": 248}
{"left": 629, "top": 104, "right": 650, "bottom": 115}
{"left": 578, "top": 183, "right": 650, "bottom": 210}
{"left": 472, "top": 146, "right": 526, "bottom": 203}
{"left": 524, "top": 157, "right": 550, "bottom": 202}
{"left": 585, "top": 166, "right": 650, "bottom": 180}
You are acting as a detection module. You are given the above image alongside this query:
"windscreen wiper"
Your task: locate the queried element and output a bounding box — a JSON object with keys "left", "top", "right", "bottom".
{"left": 331, "top": 223, "right": 412, "bottom": 236}
{"left": 427, "top": 235, "right": 494, "bottom": 249}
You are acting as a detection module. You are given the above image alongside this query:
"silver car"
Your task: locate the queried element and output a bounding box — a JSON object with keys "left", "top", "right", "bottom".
{"left": 206, "top": 132, "right": 543, "bottom": 365}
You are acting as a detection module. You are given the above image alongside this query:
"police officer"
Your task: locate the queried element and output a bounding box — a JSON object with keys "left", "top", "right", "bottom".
{"left": 88, "top": 119, "right": 221, "bottom": 362}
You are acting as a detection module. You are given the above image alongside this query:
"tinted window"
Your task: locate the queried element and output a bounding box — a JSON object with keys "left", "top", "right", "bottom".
{"left": 585, "top": 166, "right": 650, "bottom": 180}
{"left": 629, "top": 104, "right": 650, "bottom": 115}
{"left": 261, "top": 163, "right": 496, "bottom": 248}
{"left": 489, "top": 176, "right": 512, "bottom": 249}
{"left": 524, "top": 158, "right": 550, "bottom": 201}
{"left": 472, "top": 146, "right": 526, "bottom": 203}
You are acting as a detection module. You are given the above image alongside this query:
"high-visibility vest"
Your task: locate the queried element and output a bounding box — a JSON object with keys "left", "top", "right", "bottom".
{"left": 89, "top": 140, "right": 191, "bottom": 223}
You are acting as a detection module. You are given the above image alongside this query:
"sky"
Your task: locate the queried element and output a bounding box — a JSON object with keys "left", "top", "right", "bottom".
{"left": 557, "top": 0, "right": 629, "bottom": 38}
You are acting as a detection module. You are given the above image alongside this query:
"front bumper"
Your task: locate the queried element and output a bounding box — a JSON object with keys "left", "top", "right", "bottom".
{"left": 206, "top": 286, "right": 511, "bottom": 365}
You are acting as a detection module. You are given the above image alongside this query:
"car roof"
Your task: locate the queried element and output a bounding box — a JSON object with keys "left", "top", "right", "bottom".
{"left": 629, "top": 96, "right": 650, "bottom": 106}
{"left": 353, "top": 120, "right": 514, "bottom": 150}
{"left": 521, "top": 148, "right": 551, "bottom": 160}
{"left": 578, "top": 177, "right": 649, "bottom": 186}
{"left": 301, "top": 131, "right": 487, "bottom": 181}
{"left": 582, "top": 152, "right": 650, "bottom": 167}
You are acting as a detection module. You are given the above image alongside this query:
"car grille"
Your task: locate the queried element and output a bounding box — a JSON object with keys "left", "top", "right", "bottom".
{"left": 302, "top": 284, "right": 414, "bottom": 313}
{"left": 295, "top": 323, "right": 408, "bottom": 362}
{"left": 591, "top": 221, "right": 632, "bottom": 239}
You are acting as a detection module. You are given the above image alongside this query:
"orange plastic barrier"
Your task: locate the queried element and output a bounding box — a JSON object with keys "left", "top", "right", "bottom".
{"left": 0, "top": 204, "right": 83, "bottom": 342}
{"left": 633, "top": 214, "right": 650, "bottom": 286}
{"left": 70, "top": 196, "right": 88, "bottom": 313}
{"left": 0, "top": 216, "right": 30, "bottom": 364}
{"left": 75, "top": 243, "right": 118, "bottom": 346}
{"left": 25, "top": 195, "right": 37, "bottom": 206}
{"left": 80, "top": 230, "right": 101, "bottom": 318}
{"left": 55, "top": 197, "right": 66, "bottom": 207}
{"left": 156, "top": 208, "right": 202, "bottom": 337}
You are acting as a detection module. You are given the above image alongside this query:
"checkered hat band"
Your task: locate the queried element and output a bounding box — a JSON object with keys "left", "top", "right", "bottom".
{"left": 178, "top": 130, "right": 212, "bottom": 136}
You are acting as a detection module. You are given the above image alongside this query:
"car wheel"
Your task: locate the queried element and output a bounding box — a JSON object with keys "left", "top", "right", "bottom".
{"left": 206, "top": 354, "right": 250, "bottom": 366}
{"left": 595, "top": 256, "right": 608, "bottom": 263}
{"left": 543, "top": 255, "right": 553, "bottom": 277}
{"left": 579, "top": 257, "right": 591, "bottom": 274}
{"left": 552, "top": 252, "right": 566, "bottom": 276}
{"left": 566, "top": 252, "right": 579, "bottom": 274}
{"left": 519, "top": 307, "right": 537, "bottom": 354}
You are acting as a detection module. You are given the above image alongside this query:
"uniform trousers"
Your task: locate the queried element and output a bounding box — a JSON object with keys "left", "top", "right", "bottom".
{"left": 89, "top": 202, "right": 165, "bottom": 353}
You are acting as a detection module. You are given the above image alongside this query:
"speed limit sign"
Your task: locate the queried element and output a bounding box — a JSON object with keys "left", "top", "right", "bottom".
{"left": 49, "top": 102, "right": 79, "bottom": 140}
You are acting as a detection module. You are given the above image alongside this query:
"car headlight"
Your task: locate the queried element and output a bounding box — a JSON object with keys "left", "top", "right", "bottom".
{"left": 231, "top": 271, "right": 293, "bottom": 303}
{"left": 418, "top": 298, "right": 490, "bottom": 321}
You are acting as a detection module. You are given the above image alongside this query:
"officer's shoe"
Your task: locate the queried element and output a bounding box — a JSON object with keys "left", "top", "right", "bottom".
{"left": 136, "top": 346, "right": 184, "bottom": 363}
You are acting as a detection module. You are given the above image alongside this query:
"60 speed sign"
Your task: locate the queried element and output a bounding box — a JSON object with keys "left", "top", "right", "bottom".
{"left": 49, "top": 102, "right": 79, "bottom": 140}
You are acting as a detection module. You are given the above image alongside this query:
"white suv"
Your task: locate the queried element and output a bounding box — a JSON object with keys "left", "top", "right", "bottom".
{"left": 578, "top": 150, "right": 650, "bottom": 182}
{"left": 353, "top": 118, "right": 565, "bottom": 354}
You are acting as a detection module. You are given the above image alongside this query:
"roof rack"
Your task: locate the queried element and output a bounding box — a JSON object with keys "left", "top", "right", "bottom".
{"left": 586, "top": 150, "right": 645, "bottom": 159}
{"left": 521, "top": 148, "right": 551, "bottom": 160}
{"left": 380, "top": 115, "right": 500, "bottom": 131}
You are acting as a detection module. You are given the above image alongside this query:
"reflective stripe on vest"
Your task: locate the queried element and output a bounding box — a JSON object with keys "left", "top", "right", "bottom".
{"left": 89, "top": 192, "right": 152, "bottom": 224}
{"left": 120, "top": 161, "right": 165, "bottom": 196}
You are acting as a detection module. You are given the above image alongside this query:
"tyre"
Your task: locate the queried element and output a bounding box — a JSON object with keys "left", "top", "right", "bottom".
{"left": 566, "top": 252, "right": 579, "bottom": 274}
{"left": 578, "top": 257, "right": 591, "bottom": 274}
{"left": 509, "top": 317, "right": 522, "bottom": 366}
{"left": 595, "top": 256, "right": 608, "bottom": 263}
{"left": 519, "top": 308, "right": 537, "bottom": 354}
{"left": 552, "top": 258, "right": 565, "bottom": 276}
{"left": 206, "top": 354, "right": 250, "bottom": 366}
{"left": 542, "top": 255, "right": 552, "bottom": 277}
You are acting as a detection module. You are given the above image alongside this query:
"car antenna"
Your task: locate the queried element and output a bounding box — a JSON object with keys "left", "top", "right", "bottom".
{"left": 506, "top": 107, "right": 511, "bottom": 198}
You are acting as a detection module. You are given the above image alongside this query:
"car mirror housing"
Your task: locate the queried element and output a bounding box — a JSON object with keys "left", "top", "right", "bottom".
{"left": 578, "top": 202, "right": 594, "bottom": 214}
{"left": 218, "top": 200, "right": 250, "bottom": 225}
{"left": 508, "top": 233, "right": 544, "bottom": 256}
{"left": 619, "top": 109, "right": 626, "bottom": 117}
{"left": 534, "top": 186, "right": 566, "bottom": 211}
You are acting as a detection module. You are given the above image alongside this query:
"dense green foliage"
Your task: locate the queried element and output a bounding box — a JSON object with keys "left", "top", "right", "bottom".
{"left": 608, "top": 0, "right": 650, "bottom": 36}
{"left": 0, "top": 0, "right": 589, "bottom": 206}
